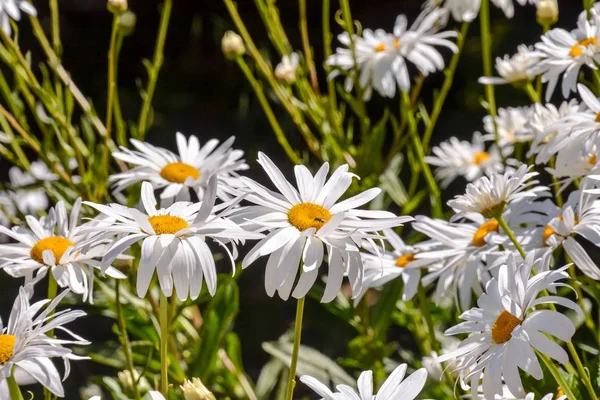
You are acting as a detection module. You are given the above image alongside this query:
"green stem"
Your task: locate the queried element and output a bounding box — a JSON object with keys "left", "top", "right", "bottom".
{"left": 44, "top": 275, "right": 58, "bottom": 400}
{"left": 235, "top": 57, "right": 300, "bottom": 164}
{"left": 417, "top": 284, "right": 437, "bottom": 354}
{"left": 116, "top": 281, "right": 141, "bottom": 400}
{"left": 496, "top": 215, "right": 526, "bottom": 259}
{"left": 479, "top": 0, "right": 502, "bottom": 154}
{"left": 402, "top": 92, "right": 443, "bottom": 218}
{"left": 285, "top": 296, "right": 305, "bottom": 400}
{"left": 567, "top": 341, "right": 599, "bottom": 400}
{"left": 7, "top": 374, "right": 24, "bottom": 400}
{"left": 524, "top": 82, "right": 541, "bottom": 103}
{"left": 538, "top": 352, "right": 577, "bottom": 400}
{"left": 160, "top": 292, "right": 170, "bottom": 396}
{"left": 422, "top": 22, "right": 470, "bottom": 150}
{"left": 137, "top": 0, "right": 173, "bottom": 139}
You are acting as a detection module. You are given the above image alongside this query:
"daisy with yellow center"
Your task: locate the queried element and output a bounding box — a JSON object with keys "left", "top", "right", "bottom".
{"left": 0, "top": 199, "right": 126, "bottom": 302}
{"left": 110, "top": 132, "right": 248, "bottom": 203}
{"left": 439, "top": 254, "right": 581, "bottom": 400}
{"left": 236, "top": 152, "right": 412, "bottom": 303}
{"left": 84, "top": 178, "right": 262, "bottom": 300}
{"left": 0, "top": 284, "right": 89, "bottom": 398}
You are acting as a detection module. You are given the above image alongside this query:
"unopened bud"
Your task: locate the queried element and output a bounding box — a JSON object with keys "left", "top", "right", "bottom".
{"left": 118, "top": 370, "right": 150, "bottom": 393}
{"left": 181, "top": 378, "right": 216, "bottom": 400}
{"left": 118, "top": 11, "right": 136, "bottom": 36}
{"left": 274, "top": 53, "right": 299, "bottom": 84}
{"left": 107, "top": 0, "right": 128, "bottom": 15}
{"left": 221, "top": 31, "right": 245, "bottom": 59}
{"left": 536, "top": 0, "right": 558, "bottom": 27}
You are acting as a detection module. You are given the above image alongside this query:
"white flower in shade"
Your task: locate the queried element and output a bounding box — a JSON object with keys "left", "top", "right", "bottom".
{"left": 425, "top": 132, "right": 503, "bottom": 188}
{"left": 547, "top": 138, "right": 599, "bottom": 193}
{"left": 299, "top": 363, "right": 427, "bottom": 400}
{"left": 0, "top": 0, "right": 36, "bottom": 34}
{"left": 7, "top": 162, "right": 51, "bottom": 216}
{"left": 479, "top": 45, "right": 539, "bottom": 85}
{"left": 84, "top": 178, "right": 262, "bottom": 300}
{"left": 234, "top": 152, "right": 412, "bottom": 302}
{"left": 0, "top": 199, "right": 125, "bottom": 302}
{"left": 354, "top": 229, "right": 429, "bottom": 306}
{"left": 0, "top": 285, "right": 89, "bottom": 397}
{"left": 483, "top": 106, "right": 534, "bottom": 148}
{"left": 181, "top": 377, "right": 215, "bottom": 400}
{"left": 110, "top": 133, "right": 247, "bottom": 202}
{"left": 448, "top": 165, "right": 546, "bottom": 218}
{"left": 0, "top": 366, "right": 45, "bottom": 398}
{"left": 530, "top": 14, "right": 600, "bottom": 101}
{"left": 435, "top": 0, "right": 534, "bottom": 22}
{"left": 145, "top": 392, "right": 166, "bottom": 400}
{"left": 437, "top": 255, "right": 581, "bottom": 400}
{"left": 526, "top": 100, "right": 581, "bottom": 160}
{"left": 326, "top": 8, "right": 456, "bottom": 99}
{"left": 274, "top": 52, "right": 300, "bottom": 84}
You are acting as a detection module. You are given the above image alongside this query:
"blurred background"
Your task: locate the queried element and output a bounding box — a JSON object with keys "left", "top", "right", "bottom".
{"left": 0, "top": 0, "right": 585, "bottom": 398}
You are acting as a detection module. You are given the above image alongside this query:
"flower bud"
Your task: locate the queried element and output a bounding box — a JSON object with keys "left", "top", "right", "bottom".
{"left": 181, "top": 378, "right": 216, "bottom": 400}
{"left": 118, "top": 370, "right": 150, "bottom": 393}
{"left": 221, "top": 31, "right": 245, "bottom": 59}
{"left": 274, "top": 53, "right": 300, "bottom": 85}
{"left": 118, "top": 11, "right": 136, "bottom": 36}
{"left": 536, "top": 0, "right": 558, "bottom": 27}
{"left": 107, "top": 0, "right": 128, "bottom": 15}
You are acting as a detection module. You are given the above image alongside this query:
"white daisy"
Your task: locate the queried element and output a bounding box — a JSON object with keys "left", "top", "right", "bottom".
{"left": 483, "top": 106, "right": 533, "bottom": 148}
{"left": 110, "top": 133, "right": 247, "bottom": 202}
{"left": 233, "top": 152, "right": 412, "bottom": 303}
{"left": 437, "top": 255, "right": 581, "bottom": 400}
{"left": 434, "top": 0, "right": 535, "bottom": 22}
{"left": 425, "top": 132, "right": 503, "bottom": 188}
{"left": 0, "top": 199, "right": 125, "bottom": 302}
{"left": 354, "top": 229, "right": 428, "bottom": 306}
{"left": 274, "top": 52, "right": 300, "bottom": 84}
{"left": 299, "top": 363, "right": 427, "bottom": 400}
{"left": 6, "top": 162, "right": 52, "bottom": 216}
{"left": 84, "top": 178, "right": 262, "bottom": 300}
{"left": 447, "top": 165, "right": 546, "bottom": 218}
{"left": 547, "top": 138, "right": 599, "bottom": 193}
{"left": 530, "top": 12, "right": 600, "bottom": 101}
{"left": 0, "top": 0, "right": 36, "bottom": 35}
{"left": 0, "top": 285, "right": 89, "bottom": 397}
{"left": 472, "top": 384, "right": 567, "bottom": 400}
{"left": 526, "top": 100, "right": 581, "bottom": 160}
{"left": 326, "top": 8, "right": 456, "bottom": 99}
{"left": 478, "top": 45, "right": 539, "bottom": 85}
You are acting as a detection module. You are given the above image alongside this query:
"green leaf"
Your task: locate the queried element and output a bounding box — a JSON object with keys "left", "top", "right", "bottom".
{"left": 371, "top": 278, "right": 403, "bottom": 339}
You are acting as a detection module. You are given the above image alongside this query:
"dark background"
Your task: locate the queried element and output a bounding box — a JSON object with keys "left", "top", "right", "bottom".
{"left": 0, "top": 0, "right": 584, "bottom": 398}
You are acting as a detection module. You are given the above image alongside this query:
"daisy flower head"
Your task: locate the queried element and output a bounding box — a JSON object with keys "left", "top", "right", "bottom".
{"left": 438, "top": 254, "right": 581, "bottom": 399}
{"left": 425, "top": 132, "right": 503, "bottom": 188}
{"left": 274, "top": 52, "right": 300, "bottom": 84}
{"left": 326, "top": 8, "right": 456, "bottom": 100}
{"left": 478, "top": 45, "right": 539, "bottom": 86}
{"left": 526, "top": 100, "right": 581, "bottom": 160}
{"left": 299, "top": 363, "right": 428, "bottom": 400}
{"left": 0, "top": 285, "right": 89, "bottom": 397}
{"left": 84, "top": 177, "right": 262, "bottom": 300}
{"left": 0, "top": 0, "right": 36, "bottom": 35}
{"left": 109, "top": 132, "right": 247, "bottom": 203}
{"left": 0, "top": 199, "right": 125, "bottom": 302}
{"left": 234, "top": 152, "right": 412, "bottom": 303}
{"left": 530, "top": 14, "right": 600, "bottom": 101}
{"left": 7, "top": 161, "right": 53, "bottom": 216}
{"left": 447, "top": 165, "right": 547, "bottom": 218}
{"left": 483, "top": 106, "right": 534, "bottom": 148}
{"left": 435, "top": 0, "right": 534, "bottom": 22}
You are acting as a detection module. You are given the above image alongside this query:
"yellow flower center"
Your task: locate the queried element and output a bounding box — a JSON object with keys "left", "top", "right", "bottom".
{"left": 570, "top": 37, "right": 597, "bottom": 57}
{"left": 0, "top": 334, "right": 16, "bottom": 364}
{"left": 471, "top": 219, "right": 499, "bottom": 247}
{"left": 287, "top": 203, "right": 332, "bottom": 232}
{"left": 395, "top": 253, "right": 415, "bottom": 268}
{"left": 590, "top": 154, "right": 598, "bottom": 165}
{"left": 491, "top": 310, "right": 521, "bottom": 344}
{"left": 393, "top": 38, "right": 400, "bottom": 49}
{"left": 160, "top": 162, "right": 200, "bottom": 184}
{"left": 30, "top": 236, "right": 75, "bottom": 265}
{"left": 557, "top": 387, "right": 564, "bottom": 397}
{"left": 148, "top": 215, "right": 189, "bottom": 235}
{"left": 374, "top": 42, "right": 386, "bottom": 52}
{"left": 542, "top": 216, "right": 577, "bottom": 246}
{"left": 473, "top": 152, "right": 491, "bottom": 165}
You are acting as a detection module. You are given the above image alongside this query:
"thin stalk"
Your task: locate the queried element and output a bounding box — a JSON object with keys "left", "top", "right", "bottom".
{"left": 285, "top": 296, "right": 306, "bottom": 400}
{"left": 43, "top": 275, "right": 58, "bottom": 400}
{"left": 322, "top": 0, "right": 337, "bottom": 110}
{"left": 496, "top": 215, "right": 526, "bottom": 258}
{"left": 105, "top": 15, "right": 120, "bottom": 149}
{"left": 524, "top": 82, "right": 541, "bottom": 103}
{"left": 299, "top": 0, "right": 318, "bottom": 93}
{"left": 49, "top": 0, "right": 61, "bottom": 56}
{"left": 538, "top": 352, "right": 577, "bottom": 400}
{"left": 113, "top": 35, "right": 127, "bottom": 147}
{"left": 567, "top": 341, "right": 599, "bottom": 400}
{"left": 235, "top": 57, "right": 300, "bottom": 164}
{"left": 159, "top": 292, "right": 170, "bottom": 396}
{"left": 116, "top": 281, "right": 141, "bottom": 400}
{"left": 137, "top": 0, "right": 173, "bottom": 139}
{"left": 422, "top": 22, "right": 470, "bottom": 150}
{"left": 480, "top": 0, "right": 502, "bottom": 153}
{"left": 402, "top": 92, "right": 443, "bottom": 218}
{"left": 417, "top": 284, "right": 437, "bottom": 353}
{"left": 7, "top": 374, "right": 24, "bottom": 400}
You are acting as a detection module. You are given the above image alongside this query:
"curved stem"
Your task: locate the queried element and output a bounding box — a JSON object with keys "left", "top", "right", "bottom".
{"left": 285, "top": 296, "right": 306, "bottom": 400}
{"left": 496, "top": 215, "right": 526, "bottom": 259}
{"left": 159, "top": 292, "right": 170, "bottom": 396}
{"left": 538, "top": 352, "right": 577, "bottom": 400}
{"left": 7, "top": 373, "right": 24, "bottom": 400}
{"left": 116, "top": 281, "right": 141, "bottom": 400}
{"left": 524, "top": 82, "right": 540, "bottom": 103}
